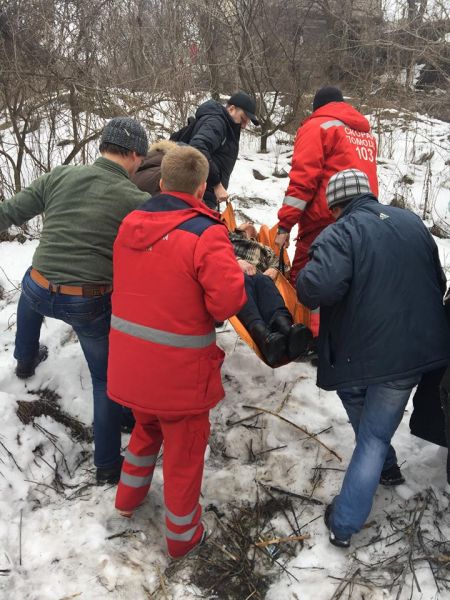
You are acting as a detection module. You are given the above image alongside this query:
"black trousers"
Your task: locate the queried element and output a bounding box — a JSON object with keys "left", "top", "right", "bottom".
{"left": 440, "top": 364, "right": 450, "bottom": 483}
{"left": 410, "top": 367, "right": 448, "bottom": 447}
{"left": 203, "top": 188, "right": 219, "bottom": 211}
{"left": 410, "top": 363, "right": 450, "bottom": 484}
{"left": 237, "top": 273, "right": 290, "bottom": 330}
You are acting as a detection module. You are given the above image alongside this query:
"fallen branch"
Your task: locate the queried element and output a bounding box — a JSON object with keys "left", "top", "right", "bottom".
{"left": 0, "top": 440, "right": 22, "bottom": 472}
{"left": 155, "top": 564, "right": 170, "bottom": 600}
{"left": 19, "top": 509, "right": 23, "bottom": 566}
{"left": 255, "top": 534, "right": 311, "bottom": 548}
{"left": 312, "top": 466, "right": 345, "bottom": 472}
{"left": 268, "top": 484, "right": 324, "bottom": 506}
{"left": 226, "top": 412, "right": 264, "bottom": 428}
{"left": 393, "top": 497, "right": 428, "bottom": 600}
{"left": 329, "top": 567, "right": 361, "bottom": 600}
{"left": 106, "top": 529, "right": 141, "bottom": 540}
{"left": 242, "top": 405, "right": 342, "bottom": 462}
{"left": 255, "top": 445, "right": 288, "bottom": 456}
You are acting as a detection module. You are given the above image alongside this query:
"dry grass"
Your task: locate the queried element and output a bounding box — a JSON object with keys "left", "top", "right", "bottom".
{"left": 17, "top": 387, "right": 93, "bottom": 442}
{"left": 164, "top": 494, "right": 306, "bottom": 600}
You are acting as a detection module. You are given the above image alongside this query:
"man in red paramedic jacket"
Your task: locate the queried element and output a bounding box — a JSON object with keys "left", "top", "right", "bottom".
{"left": 276, "top": 87, "right": 379, "bottom": 286}
{"left": 107, "top": 146, "right": 246, "bottom": 558}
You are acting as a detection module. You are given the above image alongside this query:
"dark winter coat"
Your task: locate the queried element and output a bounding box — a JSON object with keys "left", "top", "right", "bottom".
{"left": 190, "top": 100, "right": 241, "bottom": 194}
{"left": 132, "top": 140, "right": 178, "bottom": 196}
{"left": 297, "top": 194, "right": 450, "bottom": 391}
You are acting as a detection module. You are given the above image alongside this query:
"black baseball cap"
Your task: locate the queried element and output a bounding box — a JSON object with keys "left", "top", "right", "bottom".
{"left": 227, "top": 91, "right": 259, "bottom": 126}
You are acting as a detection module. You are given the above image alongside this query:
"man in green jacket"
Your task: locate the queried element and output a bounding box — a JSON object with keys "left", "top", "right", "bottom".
{"left": 0, "top": 117, "right": 150, "bottom": 484}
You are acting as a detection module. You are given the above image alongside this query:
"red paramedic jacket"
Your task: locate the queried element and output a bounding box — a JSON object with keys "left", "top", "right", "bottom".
{"left": 278, "top": 102, "right": 379, "bottom": 237}
{"left": 107, "top": 191, "right": 246, "bottom": 416}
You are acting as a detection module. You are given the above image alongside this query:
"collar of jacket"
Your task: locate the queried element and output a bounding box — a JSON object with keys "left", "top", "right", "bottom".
{"left": 223, "top": 109, "right": 242, "bottom": 137}
{"left": 303, "top": 101, "right": 370, "bottom": 133}
{"left": 135, "top": 151, "right": 163, "bottom": 172}
{"left": 94, "top": 156, "right": 130, "bottom": 179}
{"left": 339, "top": 193, "right": 379, "bottom": 219}
{"left": 159, "top": 190, "right": 224, "bottom": 223}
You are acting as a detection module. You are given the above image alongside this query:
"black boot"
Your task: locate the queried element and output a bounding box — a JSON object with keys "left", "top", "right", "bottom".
{"left": 15, "top": 345, "right": 49, "bottom": 379}
{"left": 271, "top": 315, "right": 312, "bottom": 361}
{"left": 249, "top": 322, "right": 287, "bottom": 367}
{"left": 288, "top": 324, "right": 313, "bottom": 361}
{"left": 270, "top": 313, "right": 294, "bottom": 336}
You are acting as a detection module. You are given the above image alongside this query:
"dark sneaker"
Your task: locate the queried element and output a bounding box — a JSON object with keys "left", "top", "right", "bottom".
{"left": 96, "top": 456, "right": 124, "bottom": 485}
{"left": 324, "top": 504, "right": 351, "bottom": 548}
{"left": 15, "top": 345, "right": 48, "bottom": 379}
{"left": 380, "top": 464, "right": 405, "bottom": 486}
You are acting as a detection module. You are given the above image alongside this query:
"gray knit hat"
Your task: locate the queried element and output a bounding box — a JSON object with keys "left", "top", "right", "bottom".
{"left": 326, "top": 169, "right": 371, "bottom": 209}
{"left": 100, "top": 117, "right": 148, "bottom": 156}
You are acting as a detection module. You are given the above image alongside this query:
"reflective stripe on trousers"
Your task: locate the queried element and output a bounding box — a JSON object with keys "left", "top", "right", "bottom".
{"left": 165, "top": 504, "right": 201, "bottom": 542}
{"left": 119, "top": 448, "right": 158, "bottom": 488}
{"left": 115, "top": 420, "right": 163, "bottom": 514}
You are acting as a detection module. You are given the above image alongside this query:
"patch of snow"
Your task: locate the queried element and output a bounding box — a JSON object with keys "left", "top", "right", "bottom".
{"left": 0, "top": 106, "right": 449, "bottom": 599}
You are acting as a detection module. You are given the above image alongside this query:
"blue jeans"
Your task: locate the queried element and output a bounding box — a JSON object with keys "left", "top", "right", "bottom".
{"left": 14, "top": 268, "right": 122, "bottom": 469}
{"left": 331, "top": 375, "right": 421, "bottom": 538}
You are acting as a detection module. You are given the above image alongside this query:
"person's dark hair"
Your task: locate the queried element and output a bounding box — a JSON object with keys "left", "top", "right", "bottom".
{"left": 99, "top": 142, "right": 133, "bottom": 156}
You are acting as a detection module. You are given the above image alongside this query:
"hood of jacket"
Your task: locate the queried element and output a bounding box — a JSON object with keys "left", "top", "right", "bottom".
{"left": 135, "top": 140, "right": 178, "bottom": 173}
{"left": 305, "top": 102, "right": 371, "bottom": 132}
{"left": 116, "top": 192, "right": 223, "bottom": 251}
{"left": 195, "top": 99, "right": 240, "bottom": 133}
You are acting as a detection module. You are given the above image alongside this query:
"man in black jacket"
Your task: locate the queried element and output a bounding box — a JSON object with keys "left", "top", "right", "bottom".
{"left": 297, "top": 169, "right": 450, "bottom": 548}
{"left": 189, "top": 91, "right": 259, "bottom": 210}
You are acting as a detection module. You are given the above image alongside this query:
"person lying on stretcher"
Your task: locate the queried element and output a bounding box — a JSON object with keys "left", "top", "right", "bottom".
{"left": 230, "top": 223, "right": 313, "bottom": 367}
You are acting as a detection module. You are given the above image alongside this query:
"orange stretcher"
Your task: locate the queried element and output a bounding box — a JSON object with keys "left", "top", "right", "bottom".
{"left": 221, "top": 201, "right": 312, "bottom": 365}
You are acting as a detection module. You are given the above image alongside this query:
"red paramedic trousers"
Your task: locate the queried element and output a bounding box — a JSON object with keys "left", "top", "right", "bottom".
{"left": 115, "top": 409, "right": 210, "bottom": 558}
{"left": 291, "top": 229, "right": 321, "bottom": 337}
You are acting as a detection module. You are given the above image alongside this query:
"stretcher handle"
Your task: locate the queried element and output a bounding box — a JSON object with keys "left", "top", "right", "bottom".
{"left": 278, "top": 243, "right": 285, "bottom": 275}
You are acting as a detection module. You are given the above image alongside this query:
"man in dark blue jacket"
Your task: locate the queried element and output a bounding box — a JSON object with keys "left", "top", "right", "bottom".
{"left": 189, "top": 91, "right": 259, "bottom": 210}
{"left": 297, "top": 169, "right": 450, "bottom": 548}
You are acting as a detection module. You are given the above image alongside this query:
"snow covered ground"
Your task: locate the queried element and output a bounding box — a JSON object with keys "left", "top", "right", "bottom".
{"left": 0, "top": 109, "right": 449, "bottom": 600}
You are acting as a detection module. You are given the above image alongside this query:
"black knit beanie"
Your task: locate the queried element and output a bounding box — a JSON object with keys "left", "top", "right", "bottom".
{"left": 312, "top": 86, "right": 344, "bottom": 111}
{"left": 100, "top": 117, "right": 148, "bottom": 156}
